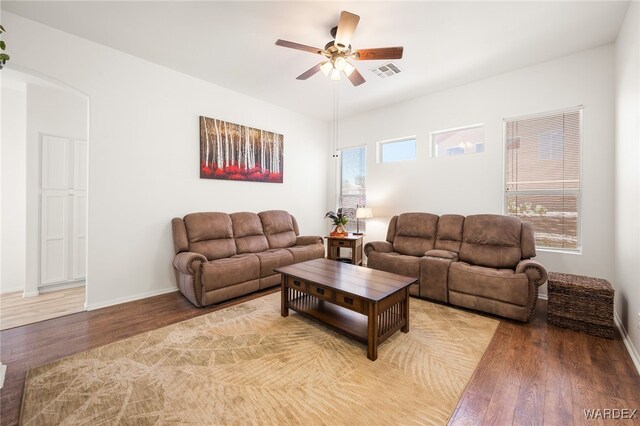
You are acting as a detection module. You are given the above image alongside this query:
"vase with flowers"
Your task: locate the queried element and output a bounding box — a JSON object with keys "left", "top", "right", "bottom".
{"left": 325, "top": 208, "right": 349, "bottom": 237}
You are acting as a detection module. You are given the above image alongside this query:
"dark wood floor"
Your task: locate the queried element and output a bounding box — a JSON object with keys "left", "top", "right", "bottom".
{"left": 1, "top": 289, "right": 639, "bottom": 426}
{"left": 450, "top": 300, "right": 640, "bottom": 425}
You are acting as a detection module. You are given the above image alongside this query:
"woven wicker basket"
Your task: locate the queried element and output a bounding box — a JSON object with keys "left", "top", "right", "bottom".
{"left": 547, "top": 272, "right": 615, "bottom": 339}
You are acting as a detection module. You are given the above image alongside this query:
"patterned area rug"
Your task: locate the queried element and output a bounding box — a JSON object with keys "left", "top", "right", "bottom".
{"left": 20, "top": 292, "right": 498, "bottom": 425}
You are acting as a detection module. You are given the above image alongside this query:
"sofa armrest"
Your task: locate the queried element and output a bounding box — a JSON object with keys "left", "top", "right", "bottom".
{"left": 516, "top": 259, "right": 548, "bottom": 287}
{"left": 173, "top": 252, "right": 207, "bottom": 275}
{"left": 424, "top": 249, "right": 458, "bottom": 261}
{"left": 296, "top": 236, "right": 323, "bottom": 246}
{"left": 364, "top": 241, "right": 393, "bottom": 256}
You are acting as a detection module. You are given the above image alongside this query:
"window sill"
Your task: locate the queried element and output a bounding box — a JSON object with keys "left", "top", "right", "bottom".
{"left": 537, "top": 248, "right": 582, "bottom": 256}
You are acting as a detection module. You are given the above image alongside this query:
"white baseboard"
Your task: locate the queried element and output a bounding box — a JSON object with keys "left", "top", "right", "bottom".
{"left": 0, "top": 363, "right": 6, "bottom": 390}
{"left": 39, "top": 280, "right": 85, "bottom": 294}
{"left": 22, "top": 290, "right": 40, "bottom": 298}
{"left": 614, "top": 312, "right": 640, "bottom": 375}
{"left": 84, "top": 286, "right": 177, "bottom": 311}
{"left": 0, "top": 286, "right": 24, "bottom": 295}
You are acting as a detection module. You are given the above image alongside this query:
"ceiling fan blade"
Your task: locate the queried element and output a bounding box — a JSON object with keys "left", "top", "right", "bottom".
{"left": 354, "top": 47, "right": 404, "bottom": 60}
{"left": 296, "top": 62, "right": 325, "bottom": 80}
{"left": 348, "top": 68, "right": 366, "bottom": 87}
{"left": 334, "top": 11, "right": 360, "bottom": 51}
{"left": 275, "top": 39, "right": 324, "bottom": 55}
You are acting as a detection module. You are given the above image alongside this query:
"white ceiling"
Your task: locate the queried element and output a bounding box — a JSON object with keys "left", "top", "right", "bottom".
{"left": 2, "top": 1, "right": 630, "bottom": 122}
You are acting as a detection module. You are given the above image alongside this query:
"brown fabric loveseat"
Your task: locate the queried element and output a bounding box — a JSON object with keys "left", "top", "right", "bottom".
{"left": 365, "top": 213, "right": 547, "bottom": 322}
{"left": 171, "top": 210, "right": 324, "bottom": 307}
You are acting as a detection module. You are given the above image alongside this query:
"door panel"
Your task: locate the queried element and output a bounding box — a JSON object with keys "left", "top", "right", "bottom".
{"left": 73, "top": 192, "right": 87, "bottom": 279}
{"left": 42, "top": 136, "right": 70, "bottom": 189}
{"left": 41, "top": 190, "right": 69, "bottom": 285}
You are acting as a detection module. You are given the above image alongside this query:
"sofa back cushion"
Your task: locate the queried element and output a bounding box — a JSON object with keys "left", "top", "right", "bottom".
{"left": 459, "top": 214, "right": 522, "bottom": 269}
{"left": 520, "top": 221, "right": 537, "bottom": 259}
{"left": 230, "top": 212, "right": 269, "bottom": 254}
{"left": 171, "top": 218, "right": 189, "bottom": 254}
{"left": 184, "top": 212, "right": 237, "bottom": 260}
{"left": 393, "top": 213, "right": 439, "bottom": 256}
{"left": 386, "top": 216, "right": 399, "bottom": 243}
{"left": 434, "top": 214, "right": 465, "bottom": 253}
{"left": 259, "top": 210, "right": 297, "bottom": 248}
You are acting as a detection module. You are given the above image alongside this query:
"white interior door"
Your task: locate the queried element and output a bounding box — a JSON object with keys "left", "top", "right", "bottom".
{"left": 40, "top": 136, "right": 87, "bottom": 288}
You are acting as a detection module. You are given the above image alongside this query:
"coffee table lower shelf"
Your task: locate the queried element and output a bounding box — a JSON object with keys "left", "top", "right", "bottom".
{"left": 289, "top": 295, "right": 368, "bottom": 343}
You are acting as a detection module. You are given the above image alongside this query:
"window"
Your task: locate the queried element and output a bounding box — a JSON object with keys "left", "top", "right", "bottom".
{"left": 378, "top": 137, "right": 416, "bottom": 163}
{"left": 504, "top": 108, "right": 581, "bottom": 251}
{"left": 340, "top": 146, "right": 366, "bottom": 233}
{"left": 432, "top": 124, "right": 484, "bottom": 157}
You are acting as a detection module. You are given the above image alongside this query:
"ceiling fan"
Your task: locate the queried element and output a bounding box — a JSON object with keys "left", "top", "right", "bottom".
{"left": 275, "top": 11, "right": 404, "bottom": 87}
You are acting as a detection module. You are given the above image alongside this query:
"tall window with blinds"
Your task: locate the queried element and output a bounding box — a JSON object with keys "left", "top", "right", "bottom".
{"left": 340, "top": 146, "right": 366, "bottom": 233}
{"left": 504, "top": 108, "right": 582, "bottom": 251}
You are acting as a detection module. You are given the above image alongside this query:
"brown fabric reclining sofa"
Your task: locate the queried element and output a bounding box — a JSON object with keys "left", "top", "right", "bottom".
{"left": 365, "top": 213, "right": 547, "bottom": 322}
{"left": 171, "top": 210, "right": 324, "bottom": 307}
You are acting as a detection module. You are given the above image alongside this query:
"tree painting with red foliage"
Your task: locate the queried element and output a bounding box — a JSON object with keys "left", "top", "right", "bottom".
{"left": 199, "top": 116, "right": 283, "bottom": 183}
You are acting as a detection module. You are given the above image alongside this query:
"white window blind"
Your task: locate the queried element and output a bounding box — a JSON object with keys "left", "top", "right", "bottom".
{"left": 504, "top": 108, "right": 582, "bottom": 251}
{"left": 340, "top": 146, "right": 366, "bottom": 233}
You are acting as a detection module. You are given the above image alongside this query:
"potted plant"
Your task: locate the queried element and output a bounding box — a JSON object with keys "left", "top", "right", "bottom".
{"left": 0, "top": 25, "right": 9, "bottom": 70}
{"left": 325, "top": 208, "right": 349, "bottom": 237}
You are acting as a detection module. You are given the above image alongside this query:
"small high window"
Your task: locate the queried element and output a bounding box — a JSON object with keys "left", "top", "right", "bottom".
{"left": 432, "top": 124, "right": 484, "bottom": 157}
{"left": 378, "top": 137, "right": 416, "bottom": 163}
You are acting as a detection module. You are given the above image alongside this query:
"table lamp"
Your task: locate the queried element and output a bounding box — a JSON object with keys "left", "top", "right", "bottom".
{"left": 354, "top": 207, "right": 373, "bottom": 235}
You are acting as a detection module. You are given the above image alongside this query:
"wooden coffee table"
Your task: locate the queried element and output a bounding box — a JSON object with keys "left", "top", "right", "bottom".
{"left": 275, "top": 258, "right": 417, "bottom": 361}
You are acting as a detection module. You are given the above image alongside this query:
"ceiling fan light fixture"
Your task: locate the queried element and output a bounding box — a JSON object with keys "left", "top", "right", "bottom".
{"left": 333, "top": 56, "right": 347, "bottom": 71}
{"left": 320, "top": 61, "right": 333, "bottom": 76}
{"left": 343, "top": 61, "right": 355, "bottom": 77}
{"left": 329, "top": 68, "right": 342, "bottom": 81}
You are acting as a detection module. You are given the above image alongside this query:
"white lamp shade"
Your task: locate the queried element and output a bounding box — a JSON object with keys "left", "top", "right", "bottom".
{"left": 320, "top": 61, "right": 333, "bottom": 76}
{"left": 356, "top": 207, "right": 373, "bottom": 219}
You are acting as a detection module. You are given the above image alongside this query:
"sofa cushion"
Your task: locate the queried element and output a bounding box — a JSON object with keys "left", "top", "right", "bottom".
{"left": 521, "top": 221, "right": 537, "bottom": 259}
{"left": 230, "top": 212, "right": 269, "bottom": 254}
{"left": 259, "top": 210, "right": 297, "bottom": 248}
{"left": 367, "top": 251, "right": 420, "bottom": 278}
{"left": 286, "top": 244, "right": 325, "bottom": 264}
{"left": 448, "top": 261, "right": 529, "bottom": 306}
{"left": 184, "top": 212, "right": 237, "bottom": 260}
{"left": 458, "top": 214, "right": 522, "bottom": 269}
{"left": 434, "top": 214, "right": 465, "bottom": 253}
{"left": 184, "top": 212, "right": 233, "bottom": 242}
{"left": 393, "top": 213, "right": 439, "bottom": 256}
{"left": 171, "top": 218, "right": 189, "bottom": 254}
{"left": 255, "top": 249, "right": 294, "bottom": 277}
{"left": 201, "top": 254, "right": 260, "bottom": 291}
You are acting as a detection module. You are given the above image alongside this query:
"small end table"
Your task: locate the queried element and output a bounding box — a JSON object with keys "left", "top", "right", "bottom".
{"left": 325, "top": 235, "right": 363, "bottom": 266}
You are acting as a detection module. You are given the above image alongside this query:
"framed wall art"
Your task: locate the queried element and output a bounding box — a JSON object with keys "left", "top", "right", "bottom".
{"left": 200, "top": 116, "right": 283, "bottom": 183}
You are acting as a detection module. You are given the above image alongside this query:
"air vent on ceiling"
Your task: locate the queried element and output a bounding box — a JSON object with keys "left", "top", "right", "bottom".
{"left": 370, "top": 62, "right": 402, "bottom": 79}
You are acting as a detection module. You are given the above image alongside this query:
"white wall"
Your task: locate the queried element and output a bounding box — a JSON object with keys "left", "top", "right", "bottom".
{"left": 331, "top": 45, "right": 616, "bottom": 295}
{"left": 614, "top": 2, "right": 640, "bottom": 366}
{"left": 25, "top": 84, "right": 88, "bottom": 296}
{"left": 3, "top": 12, "right": 329, "bottom": 309}
{"left": 1, "top": 82, "right": 27, "bottom": 294}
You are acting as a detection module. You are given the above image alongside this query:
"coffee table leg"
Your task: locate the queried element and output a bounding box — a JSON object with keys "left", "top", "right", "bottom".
{"left": 401, "top": 287, "right": 410, "bottom": 333}
{"left": 367, "top": 301, "right": 379, "bottom": 361}
{"left": 280, "top": 275, "right": 289, "bottom": 317}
